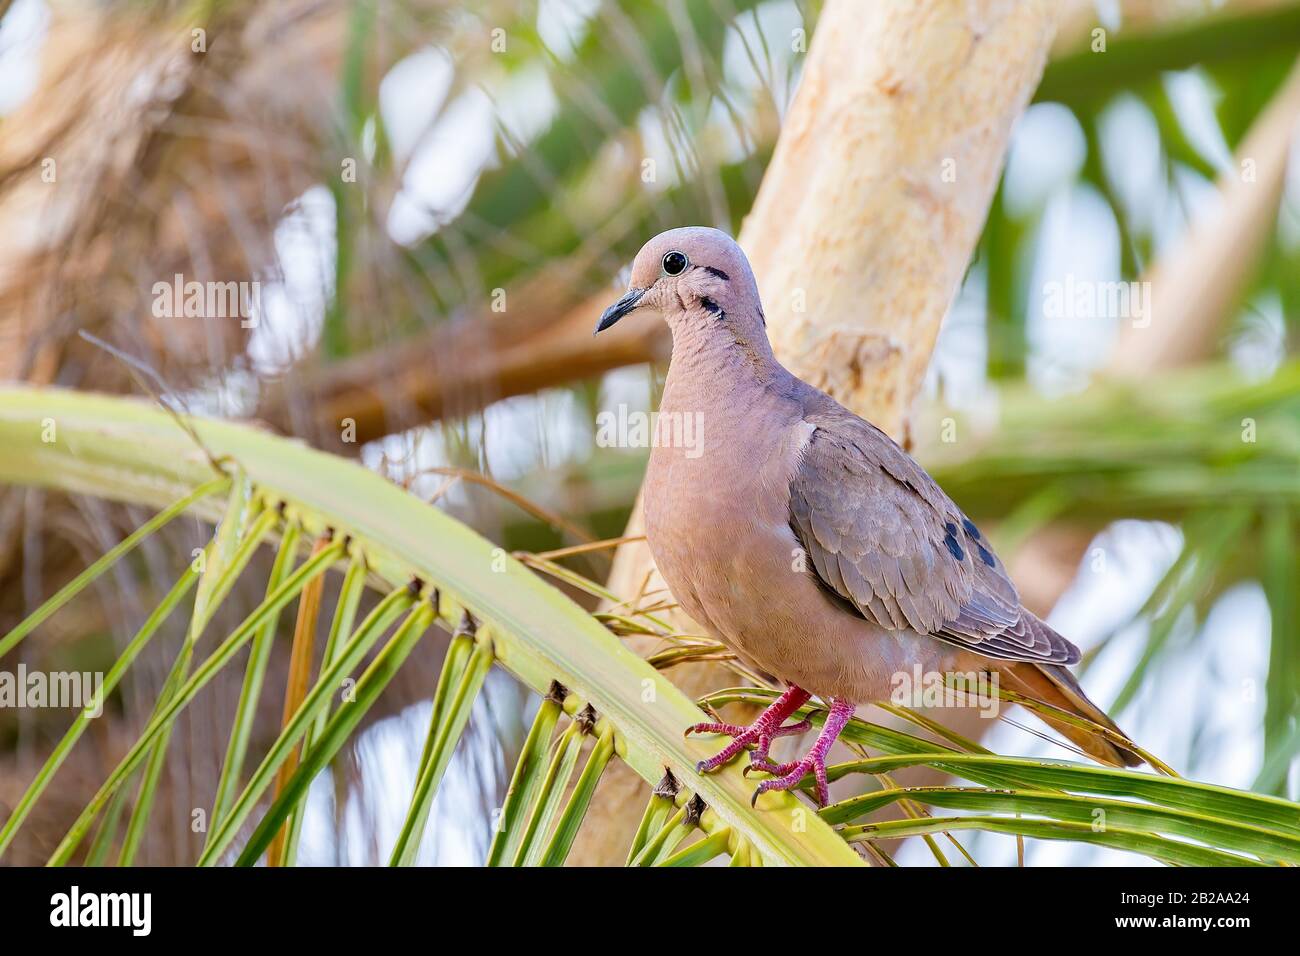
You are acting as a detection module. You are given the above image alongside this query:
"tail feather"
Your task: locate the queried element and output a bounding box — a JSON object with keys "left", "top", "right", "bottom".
{"left": 998, "top": 661, "right": 1143, "bottom": 768}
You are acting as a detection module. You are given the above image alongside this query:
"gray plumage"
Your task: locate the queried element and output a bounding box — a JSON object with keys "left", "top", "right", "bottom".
{"left": 790, "top": 411, "right": 1079, "bottom": 665}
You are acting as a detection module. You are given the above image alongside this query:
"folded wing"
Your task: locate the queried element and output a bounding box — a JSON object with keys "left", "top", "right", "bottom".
{"left": 789, "top": 411, "right": 1079, "bottom": 666}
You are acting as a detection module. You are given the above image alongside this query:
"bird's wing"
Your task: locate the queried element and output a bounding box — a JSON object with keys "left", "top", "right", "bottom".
{"left": 789, "top": 411, "right": 1079, "bottom": 665}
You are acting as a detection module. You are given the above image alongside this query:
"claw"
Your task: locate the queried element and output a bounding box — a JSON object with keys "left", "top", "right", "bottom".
{"left": 685, "top": 721, "right": 745, "bottom": 739}
{"left": 687, "top": 690, "right": 858, "bottom": 809}
{"left": 739, "top": 698, "right": 856, "bottom": 809}
{"left": 684, "top": 687, "right": 811, "bottom": 776}
{"left": 753, "top": 759, "right": 829, "bottom": 807}
{"left": 745, "top": 752, "right": 787, "bottom": 776}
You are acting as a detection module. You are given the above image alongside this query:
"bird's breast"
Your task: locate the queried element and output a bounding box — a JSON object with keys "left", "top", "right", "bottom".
{"left": 643, "top": 404, "right": 811, "bottom": 620}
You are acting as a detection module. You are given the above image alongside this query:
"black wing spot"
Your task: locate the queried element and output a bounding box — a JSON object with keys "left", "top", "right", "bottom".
{"left": 977, "top": 543, "right": 996, "bottom": 568}
{"left": 962, "top": 518, "right": 981, "bottom": 541}
{"left": 944, "top": 532, "right": 965, "bottom": 562}
{"left": 703, "top": 266, "right": 730, "bottom": 280}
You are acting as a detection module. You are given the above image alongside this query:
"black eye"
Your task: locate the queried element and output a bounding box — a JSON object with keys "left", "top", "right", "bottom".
{"left": 662, "top": 251, "right": 688, "bottom": 276}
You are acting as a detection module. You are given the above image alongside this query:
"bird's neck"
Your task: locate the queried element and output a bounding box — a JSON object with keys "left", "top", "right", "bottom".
{"left": 662, "top": 311, "right": 784, "bottom": 405}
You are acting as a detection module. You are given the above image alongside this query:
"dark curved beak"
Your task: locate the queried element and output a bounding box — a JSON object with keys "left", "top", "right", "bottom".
{"left": 594, "top": 287, "right": 646, "bottom": 335}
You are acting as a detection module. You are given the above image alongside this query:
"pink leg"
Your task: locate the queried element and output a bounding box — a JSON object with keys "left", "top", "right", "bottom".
{"left": 685, "top": 686, "right": 812, "bottom": 774}
{"left": 750, "top": 697, "right": 856, "bottom": 808}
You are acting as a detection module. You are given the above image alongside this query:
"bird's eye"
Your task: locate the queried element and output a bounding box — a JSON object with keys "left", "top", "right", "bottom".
{"left": 662, "top": 251, "right": 688, "bottom": 276}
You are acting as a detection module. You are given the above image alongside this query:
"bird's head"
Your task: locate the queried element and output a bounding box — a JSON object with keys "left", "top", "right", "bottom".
{"left": 594, "top": 227, "right": 766, "bottom": 345}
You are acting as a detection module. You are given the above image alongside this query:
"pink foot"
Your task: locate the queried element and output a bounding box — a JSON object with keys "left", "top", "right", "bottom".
{"left": 685, "top": 686, "right": 811, "bottom": 775}
{"left": 749, "top": 698, "right": 856, "bottom": 808}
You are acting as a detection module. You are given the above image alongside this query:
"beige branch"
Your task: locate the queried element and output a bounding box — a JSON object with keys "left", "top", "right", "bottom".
{"left": 1052, "top": 0, "right": 1298, "bottom": 57}
{"left": 1109, "top": 56, "right": 1300, "bottom": 377}
{"left": 1007, "top": 55, "right": 1300, "bottom": 610}
{"left": 255, "top": 0, "right": 1298, "bottom": 449}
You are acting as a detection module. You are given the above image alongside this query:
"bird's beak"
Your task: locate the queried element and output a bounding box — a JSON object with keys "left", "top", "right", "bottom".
{"left": 594, "top": 287, "right": 646, "bottom": 335}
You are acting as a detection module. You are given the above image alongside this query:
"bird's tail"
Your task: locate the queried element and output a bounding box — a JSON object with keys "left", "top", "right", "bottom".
{"left": 998, "top": 660, "right": 1143, "bottom": 768}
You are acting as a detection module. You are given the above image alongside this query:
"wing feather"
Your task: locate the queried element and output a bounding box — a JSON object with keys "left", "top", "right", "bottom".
{"left": 789, "top": 412, "right": 1079, "bottom": 666}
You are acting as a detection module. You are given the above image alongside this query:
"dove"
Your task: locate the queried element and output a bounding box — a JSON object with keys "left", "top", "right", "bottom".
{"left": 595, "top": 226, "right": 1141, "bottom": 807}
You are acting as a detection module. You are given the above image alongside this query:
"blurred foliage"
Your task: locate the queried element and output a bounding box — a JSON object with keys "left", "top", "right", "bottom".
{"left": 2, "top": 0, "right": 1299, "bottom": 865}
{"left": 926, "top": 362, "right": 1300, "bottom": 793}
